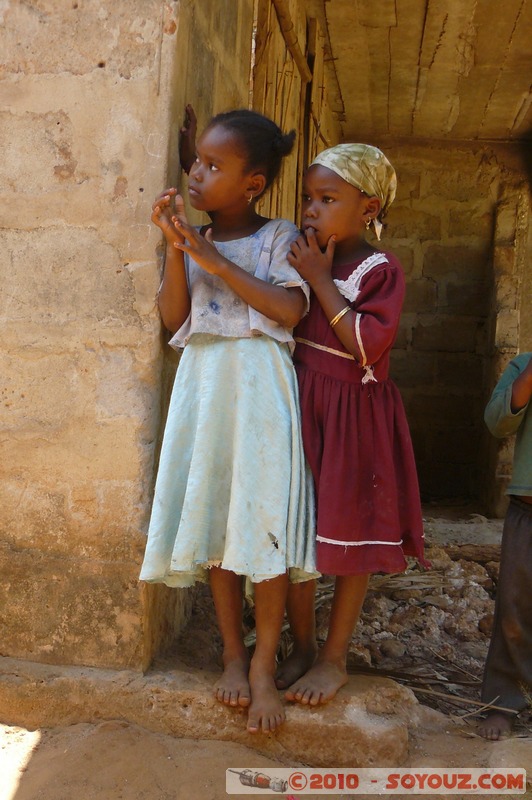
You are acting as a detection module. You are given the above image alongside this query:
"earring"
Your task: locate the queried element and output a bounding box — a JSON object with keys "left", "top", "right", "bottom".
{"left": 247, "top": 193, "right": 253, "bottom": 205}
{"left": 365, "top": 218, "right": 371, "bottom": 230}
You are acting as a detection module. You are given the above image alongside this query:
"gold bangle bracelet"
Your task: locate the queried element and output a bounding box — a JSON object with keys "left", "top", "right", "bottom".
{"left": 329, "top": 306, "right": 351, "bottom": 328}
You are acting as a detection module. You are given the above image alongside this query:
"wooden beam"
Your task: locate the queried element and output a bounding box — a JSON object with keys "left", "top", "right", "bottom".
{"left": 271, "top": 0, "right": 312, "bottom": 83}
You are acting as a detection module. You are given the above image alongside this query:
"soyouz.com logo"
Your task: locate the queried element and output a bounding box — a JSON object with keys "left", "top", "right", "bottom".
{"left": 226, "top": 767, "right": 527, "bottom": 794}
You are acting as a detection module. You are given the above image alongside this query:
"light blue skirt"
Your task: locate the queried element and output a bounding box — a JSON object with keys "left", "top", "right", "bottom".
{"left": 139, "top": 334, "right": 316, "bottom": 587}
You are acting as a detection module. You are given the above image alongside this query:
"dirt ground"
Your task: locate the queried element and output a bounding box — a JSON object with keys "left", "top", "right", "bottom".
{"left": 2, "top": 507, "right": 532, "bottom": 800}
{"left": 2, "top": 717, "right": 531, "bottom": 800}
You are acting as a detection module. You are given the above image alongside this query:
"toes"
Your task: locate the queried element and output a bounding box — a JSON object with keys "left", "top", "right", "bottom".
{"left": 248, "top": 711, "right": 285, "bottom": 734}
{"left": 479, "top": 725, "right": 500, "bottom": 741}
{"left": 247, "top": 717, "right": 260, "bottom": 734}
{"left": 238, "top": 692, "right": 251, "bottom": 708}
{"left": 215, "top": 686, "right": 251, "bottom": 707}
{"left": 308, "top": 691, "right": 324, "bottom": 706}
{"left": 215, "top": 685, "right": 232, "bottom": 705}
{"left": 478, "top": 714, "right": 513, "bottom": 741}
{"left": 266, "top": 711, "right": 284, "bottom": 732}
{"left": 285, "top": 682, "right": 304, "bottom": 702}
{"left": 298, "top": 688, "right": 312, "bottom": 705}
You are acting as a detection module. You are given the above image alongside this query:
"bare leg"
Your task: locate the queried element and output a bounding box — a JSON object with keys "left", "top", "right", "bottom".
{"left": 285, "top": 574, "right": 369, "bottom": 705}
{"left": 478, "top": 712, "right": 514, "bottom": 741}
{"left": 275, "top": 579, "right": 318, "bottom": 688}
{"left": 209, "top": 567, "right": 250, "bottom": 708}
{"left": 247, "top": 573, "right": 289, "bottom": 733}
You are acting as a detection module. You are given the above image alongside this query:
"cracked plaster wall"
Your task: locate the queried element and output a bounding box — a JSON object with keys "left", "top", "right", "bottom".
{"left": 0, "top": 0, "right": 255, "bottom": 670}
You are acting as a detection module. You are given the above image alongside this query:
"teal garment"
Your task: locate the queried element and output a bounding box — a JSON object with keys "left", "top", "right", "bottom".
{"left": 139, "top": 335, "right": 316, "bottom": 587}
{"left": 484, "top": 353, "right": 532, "bottom": 497}
{"left": 141, "top": 219, "right": 317, "bottom": 587}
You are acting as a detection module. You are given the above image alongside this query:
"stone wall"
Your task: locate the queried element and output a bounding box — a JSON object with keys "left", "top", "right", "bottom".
{"left": 377, "top": 139, "right": 531, "bottom": 503}
{"left": 483, "top": 175, "right": 531, "bottom": 515}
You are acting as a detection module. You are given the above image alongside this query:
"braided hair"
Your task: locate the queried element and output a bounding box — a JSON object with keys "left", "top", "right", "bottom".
{"left": 205, "top": 109, "right": 296, "bottom": 193}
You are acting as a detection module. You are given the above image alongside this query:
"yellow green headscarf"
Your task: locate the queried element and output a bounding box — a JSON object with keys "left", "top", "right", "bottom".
{"left": 311, "top": 143, "right": 397, "bottom": 239}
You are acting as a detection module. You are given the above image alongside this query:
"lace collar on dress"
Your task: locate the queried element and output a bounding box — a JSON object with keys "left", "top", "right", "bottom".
{"left": 333, "top": 252, "right": 389, "bottom": 303}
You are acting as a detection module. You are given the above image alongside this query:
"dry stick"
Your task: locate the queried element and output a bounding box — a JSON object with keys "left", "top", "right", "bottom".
{"left": 408, "top": 685, "right": 518, "bottom": 715}
{"left": 426, "top": 645, "right": 479, "bottom": 682}
{"left": 456, "top": 701, "right": 504, "bottom": 720}
{"left": 370, "top": 573, "right": 448, "bottom": 591}
{"left": 348, "top": 664, "right": 480, "bottom": 686}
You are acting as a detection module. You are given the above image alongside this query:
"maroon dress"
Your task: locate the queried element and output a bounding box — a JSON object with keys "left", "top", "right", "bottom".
{"left": 293, "top": 251, "right": 427, "bottom": 576}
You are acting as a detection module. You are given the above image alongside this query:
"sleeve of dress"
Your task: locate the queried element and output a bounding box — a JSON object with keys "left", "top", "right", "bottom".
{"left": 351, "top": 258, "right": 405, "bottom": 366}
{"left": 484, "top": 359, "right": 529, "bottom": 438}
{"left": 266, "top": 219, "right": 311, "bottom": 312}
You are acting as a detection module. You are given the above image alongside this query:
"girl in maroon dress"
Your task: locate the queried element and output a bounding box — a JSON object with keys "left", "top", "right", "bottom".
{"left": 276, "top": 143, "right": 429, "bottom": 705}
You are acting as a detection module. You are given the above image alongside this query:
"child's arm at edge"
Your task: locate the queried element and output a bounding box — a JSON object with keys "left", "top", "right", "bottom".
{"left": 510, "top": 356, "right": 532, "bottom": 413}
{"left": 485, "top": 355, "right": 532, "bottom": 438}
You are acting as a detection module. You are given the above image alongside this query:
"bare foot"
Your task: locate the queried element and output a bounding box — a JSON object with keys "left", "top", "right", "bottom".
{"left": 247, "top": 666, "right": 285, "bottom": 734}
{"left": 213, "top": 657, "right": 251, "bottom": 708}
{"left": 478, "top": 712, "right": 514, "bottom": 741}
{"left": 275, "top": 645, "right": 317, "bottom": 689}
{"left": 285, "top": 658, "right": 347, "bottom": 705}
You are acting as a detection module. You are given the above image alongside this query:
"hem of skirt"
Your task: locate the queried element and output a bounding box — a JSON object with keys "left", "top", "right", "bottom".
{"left": 317, "top": 560, "right": 407, "bottom": 577}
{"left": 139, "top": 574, "right": 203, "bottom": 589}
{"left": 140, "top": 563, "right": 319, "bottom": 588}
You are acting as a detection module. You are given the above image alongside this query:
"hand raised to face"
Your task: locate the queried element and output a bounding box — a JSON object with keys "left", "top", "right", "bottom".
{"left": 151, "top": 188, "right": 188, "bottom": 245}
{"left": 287, "top": 228, "right": 336, "bottom": 288}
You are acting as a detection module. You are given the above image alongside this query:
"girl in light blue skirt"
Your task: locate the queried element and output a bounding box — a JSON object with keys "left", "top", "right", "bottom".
{"left": 139, "top": 110, "right": 315, "bottom": 734}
